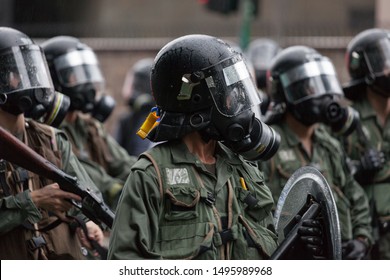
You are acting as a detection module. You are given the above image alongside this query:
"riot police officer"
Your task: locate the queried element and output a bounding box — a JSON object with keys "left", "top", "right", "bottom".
{"left": 260, "top": 45, "right": 373, "bottom": 260}
{"left": 108, "top": 34, "right": 324, "bottom": 260}
{"left": 0, "top": 27, "right": 103, "bottom": 259}
{"left": 41, "top": 36, "right": 137, "bottom": 209}
{"left": 343, "top": 28, "right": 390, "bottom": 259}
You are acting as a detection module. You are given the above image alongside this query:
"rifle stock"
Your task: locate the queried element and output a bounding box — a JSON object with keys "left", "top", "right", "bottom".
{"left": 0, "top": 126, "right": 114, "bottom": 228}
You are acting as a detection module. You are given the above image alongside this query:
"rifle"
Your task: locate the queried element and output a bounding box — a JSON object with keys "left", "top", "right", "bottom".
{"left": 0, "top": 126, "right": 114, "bottom": 229}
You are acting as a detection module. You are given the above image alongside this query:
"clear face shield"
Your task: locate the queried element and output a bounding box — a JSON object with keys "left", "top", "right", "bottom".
{"left": 184, "top": 54, "right": 279, "bottom": 161}
{"left": 53, "top": 49, "right": 105, "bottom": 95}
{"left": 280, "top": 59, "right": 343, "bottom": 105}
{"left": 0, "top": 44, "right": 55, "bottom": 116}
{"left": 0, "top": 44, "right": 54, "bottom": 97}
{"left": 203, "top": 55, "right": 261, "bottom": 117}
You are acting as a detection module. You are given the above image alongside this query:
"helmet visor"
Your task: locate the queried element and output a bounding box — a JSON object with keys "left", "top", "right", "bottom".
{"left": 203, "top": 55, "right": 261, "bottom": 117}
{"left": 0, "top": 45, "right": 54, "bottom": 95}
{"left": 54, "top": 49, "right": 105, "bottom": 91}
{"left": 364, "top": 36, "right": 390, "bottom": 75}
{"left": 280, "top": 59, "right": 343, "bottom": 104}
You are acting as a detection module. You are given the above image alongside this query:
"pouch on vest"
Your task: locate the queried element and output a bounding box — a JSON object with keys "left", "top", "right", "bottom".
{"left": 236, "top": 215, "right": 278, "bottom": 259}
{"left": 164, "top": 184, "right": 200, "bottom": 221}
{"left": 235, "top": 183, "right": 272, "bottom": 223}
{"left": 156, "top": 221, "right": 217, "bottom": 259}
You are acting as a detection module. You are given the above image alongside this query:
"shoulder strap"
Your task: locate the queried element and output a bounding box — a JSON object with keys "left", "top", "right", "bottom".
{"left": 142, "top": 152, "right": 163, "bottom": 200}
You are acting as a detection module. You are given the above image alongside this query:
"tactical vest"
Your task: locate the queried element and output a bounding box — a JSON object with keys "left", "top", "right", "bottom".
{"left": 139, "top": 144, "right": 278, "bottom": 260}
{"left": 0, "top": 120, "right": 85, "bottom": 259}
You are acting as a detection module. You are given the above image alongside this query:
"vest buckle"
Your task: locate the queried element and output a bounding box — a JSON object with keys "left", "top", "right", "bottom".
{"left": 202, "top": 191, "right": 215, "bottom": 207}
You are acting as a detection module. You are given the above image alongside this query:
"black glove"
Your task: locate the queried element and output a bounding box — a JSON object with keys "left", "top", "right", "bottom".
{"left": 359, "top": 148, "right": 385, "bottom": 173}
{"left": 354, "top": 148, "right": 385, "bottom": 184}
{"left": 297, "top": 218, "right": 324, "bottom": 258}
{"left": 342, "top": 239, "right": 367, "bottom": 260}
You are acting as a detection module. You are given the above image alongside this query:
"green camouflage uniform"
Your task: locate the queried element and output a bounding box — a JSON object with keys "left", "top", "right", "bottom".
{"left": 260, "top": 122, "right": 373, "bottom": 247}
{"left": 61, "top": 113, "right": 137, "bottom": 208}
{"left": 108, "top": 140, "right": 278, "bottom": 260}
{"left": 344, "top": 96, "right": 390, "bottom": 259}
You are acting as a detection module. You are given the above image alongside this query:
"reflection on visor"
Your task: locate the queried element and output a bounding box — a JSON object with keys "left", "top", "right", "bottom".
{"left": 0, "top": 45, "right": 54, "bottom": 95}
{"left": 285, "top": 75, "right": 343, "bottom": 104}
{"left": 54, "top": 49, "right": 104, "bottom": 88}
{"left": 279, "top": 59, "right": 343, "bottom": 104}
{"left": 204, "top": 55, "right": 261, "bottom": 117}
{"left": 55, "top": 49, "right": 99, "bottom": 70}
{"left": 223, "top": 60, "right": 250, "bottom": 86}
{"left": 280, "top": 60, "right": 336, "bottom": 87}
{"left": 58, "top": 64, "right": 104, "bottom": 88}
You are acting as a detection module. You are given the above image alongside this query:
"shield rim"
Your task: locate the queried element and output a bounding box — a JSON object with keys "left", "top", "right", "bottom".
{"left": 273, "top": 166, "right": 342, "bottom": 260}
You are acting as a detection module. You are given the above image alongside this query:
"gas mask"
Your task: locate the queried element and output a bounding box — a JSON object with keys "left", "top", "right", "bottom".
{"left": 92, "top": 94, "right": 116, "bottom": 123}
{"left": 23, "top": 91, "right": 70, "bottom": 128}
{"left": 202, "top": 56, "right": 280, "bottom": 160}
{"left": 280, "top": 59, "right": 359, "bottom": 136}
{"left": 66, "top": 86, "right": 97, "bottom": 113}
{"left": 290, "top": 95, "right": 359, "bottom": 136}
{"left": 139, "top": 55, "right": 280, "bottom": 161}
{"left": 68, "top": 86, "right": 115, "bottom": 122}
{"left": 0, "top": 87, "right": 52, "bottom": 117}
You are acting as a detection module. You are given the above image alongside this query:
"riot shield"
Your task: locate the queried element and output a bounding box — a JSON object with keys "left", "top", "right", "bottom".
{"left": 271, "top": 166, "right": 342, "bottom": 260}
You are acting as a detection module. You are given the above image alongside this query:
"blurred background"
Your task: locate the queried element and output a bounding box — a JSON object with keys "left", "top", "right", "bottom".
{"left": 1, "top": 0, "right": 389, "bottom": 133}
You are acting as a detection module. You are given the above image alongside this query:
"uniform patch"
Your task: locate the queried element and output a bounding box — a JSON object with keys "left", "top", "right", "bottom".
{"left": 165, "top": 168, "right": 190, "bottom": 185}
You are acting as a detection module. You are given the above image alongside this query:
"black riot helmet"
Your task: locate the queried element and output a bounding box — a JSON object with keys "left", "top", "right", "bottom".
{"left": 0, "top": 27, "right": 57, "bottom": 120}
{"left": 41, "top": 36, "right": 105, "bottom": 113}
{"left": 246, "top": 38, "right": 281, "bottom": 89}
{"left": 122, "top": 57, "right": 154, "bottom": 112}
{"left": 345, "top": 28, "right": 390, "bottom": 98}
{"left": 268, "top": 45, "right": 359, "bottom": 136}
{"left": 144, "top": 34, "right": 280, "bottom": 161}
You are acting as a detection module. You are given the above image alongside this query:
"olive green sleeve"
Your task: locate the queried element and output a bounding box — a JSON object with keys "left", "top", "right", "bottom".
{"left": 55, "top": 130, "right": 100, "bottom": 194}
{"left": 344, "top": 174, "right": 373, "bottom": 245}
{"left": 0, "top": 190, "right": 42, "bottom": 234}
{"left": 76, "top": 158, "right": 123, "bottom": 208}
{"left": 329, "top": 141, "right": 373, "bottom": 244}
{"left": 108, "top": 159, "right": 162, "bottom": 260}
{"left": 259, "top": 159, "right": 283, "bottom": 207}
